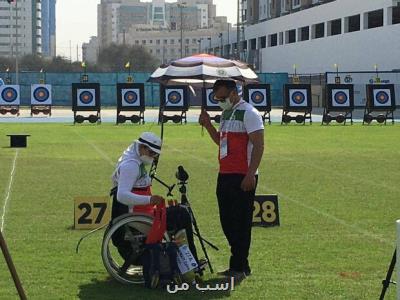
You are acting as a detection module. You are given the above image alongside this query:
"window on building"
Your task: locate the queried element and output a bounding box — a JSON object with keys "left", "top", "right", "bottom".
{"left": 366, "top": 9, "right": 384, "bottom": 29}
{"left": 346, "top": 14, "right": 360, "bottom": 32}
{"left": 312, "top": 22, "right": 325, "bottom": 39}
{"left": 186, "top": 39, "right": 190, "bottom": 44}
{"left": 150, "top": 40, "right": 153, "bottom": 44}
{"left": 279, "top": 32, "right": 284, "bottom": 45}
{"left": 170, "top": 39, "right": 175, "bottom": 44}
{"left": 149, "top": 49, "right": 153, "bottom": 53}
{"left": 135, "top": 40, "right": 139, "bottom": 44}
{"left": 269, "top": 33, "right": 277, "bottom": 47}
{"left": 286, "top": 29, "right": 296, "bottom": 44}
{"left": 192, "top": 48, "right": 197, "bottom": 53}
{"left": 392, "top": 6, "right": 400, "bottom": 25}
{"left": 292, "top": 0, "right": 300, "bottom": 9}
{"left": 328, "top": 19, "right": 341, "bottom": 36}
{"left": 164, "top": 39, "right": 168, "bottom": 44}
{"left": 299, "top": 26, "right": 309, "bottom": 41}
{"left": 250, "top": 38, "right": 256, "bottom": 50}
{"left": 192, "top": 39, "right": 197, "bottom": 43}
{"left": 156, "top": 40, "right": 160, "bottom": 45}
{"left": 156, "top": 49, "right": 160, "bottom": 54}
{"left": 142, "top": 40, "right": 146, "bottom": 44}
{"left": 260, "top": 36, "right": 266, "bottom": 48}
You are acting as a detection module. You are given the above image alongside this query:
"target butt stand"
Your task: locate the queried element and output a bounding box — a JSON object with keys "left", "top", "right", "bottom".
{"left": 72, "top": 74, "right": 101, "bottom": 124}
{"left": 116, "top": 83, "right": 145, "bottom": 125}
{"left": 31, "top": 76, "right": 52, "bottom": 117}
{"left": 363, "top": 84, "right": 396, "bottom": 125}
{"left": 159, "top": 85, "right": 189, "bottom": 124}
{"left": 322, "top": 84, "right": 354, "bottom": 125}
{"left": 281, "top": 84, "right": 312, "bottom": 125}
{"left": 244, "top": 84, "right": 272, "bottom": 125}
{"left": 0, "top": 84, "right": 21, "bottom": 117}
{"left": 202, "top": 87, "right": 222, "bottom": 124}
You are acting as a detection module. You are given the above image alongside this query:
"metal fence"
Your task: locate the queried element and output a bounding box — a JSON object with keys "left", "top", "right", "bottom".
{"left": 0, "top": 71, "right": 289, "bottom": 107}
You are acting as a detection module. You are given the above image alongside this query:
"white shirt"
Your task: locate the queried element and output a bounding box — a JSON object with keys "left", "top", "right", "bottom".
{"left": 111, "top": 142, "right": 152, "bottom": 209}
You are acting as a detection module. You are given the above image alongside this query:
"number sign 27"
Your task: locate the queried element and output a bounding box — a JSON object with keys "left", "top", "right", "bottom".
{"left": 253, "top": 195, "right": 280, "bottom": 227}
{"left": 74, "top": 197, "right": 111, "bottom": 230}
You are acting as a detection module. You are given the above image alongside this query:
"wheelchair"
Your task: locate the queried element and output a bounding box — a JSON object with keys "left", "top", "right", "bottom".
{"left": 101, "top": 212, "right": 170, "bottom": 285}
{"left": 100, "top": 166, "right": 217, "bottom": 285}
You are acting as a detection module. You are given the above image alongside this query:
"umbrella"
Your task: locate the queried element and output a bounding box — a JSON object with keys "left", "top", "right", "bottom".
{"left": 148, "top": 53, "right": 259, "bottom": 84}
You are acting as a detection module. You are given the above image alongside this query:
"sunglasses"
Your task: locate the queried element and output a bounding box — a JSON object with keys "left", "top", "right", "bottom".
{"left": 145, "top": 147, "right": 159, "bottom": 157}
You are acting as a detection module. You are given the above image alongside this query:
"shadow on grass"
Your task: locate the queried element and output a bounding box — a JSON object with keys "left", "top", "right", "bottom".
{"left": 78, "top": 276, "right": 236, "bottom": 300}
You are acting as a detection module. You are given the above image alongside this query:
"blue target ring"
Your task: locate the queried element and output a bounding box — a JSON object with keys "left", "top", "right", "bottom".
{"left": 79, "top": 91, "right": 94, "bottom": 104}
{"left": 33, "top": 87, "right": 50, "bottom": 102}
{"left": 167, "top": 91, "right": 182, "bottom": 104}
{"left": 2, "top": 87, "right": 18, "bottom": 103}
{"left": 251, "top": 91, "right": 265, "bottom": 105}
{"left": 123, "top": 90, "right": 138, "bottom": 104}
{"left": 375, "top": 91, "right": 389, "bottom": 104}
{"left": 334, "top": 91, "right": 348, "bottom": 105}
{"left": 208, "top": 91, "right": 218, "bottom": 105}
{"left": 291, "top": 91, "right": 305, "bottom": 105}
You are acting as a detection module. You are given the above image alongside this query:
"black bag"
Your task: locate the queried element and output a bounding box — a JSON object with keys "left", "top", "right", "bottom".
{"left": 142, "top": 242, "right": 182, "bottom": 289}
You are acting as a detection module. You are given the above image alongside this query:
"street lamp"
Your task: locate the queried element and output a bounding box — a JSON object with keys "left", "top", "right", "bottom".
{"left": 208, "top": 37, "right": 211, "bottom": 54}
{"left": 178, "top": 2, "right": 187, "bottom": 58}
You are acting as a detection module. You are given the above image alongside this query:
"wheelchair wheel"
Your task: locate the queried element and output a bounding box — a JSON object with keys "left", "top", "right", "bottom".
{"left": 101, "top": 213, "right": 170, "bottom": 284}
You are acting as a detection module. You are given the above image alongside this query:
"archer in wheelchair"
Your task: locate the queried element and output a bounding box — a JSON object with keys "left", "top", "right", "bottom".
{"left": 102, "top": 132, "right": 217, "bottom": 287}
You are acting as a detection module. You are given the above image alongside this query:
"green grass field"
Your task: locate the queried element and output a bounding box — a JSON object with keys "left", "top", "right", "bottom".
{"left": 0, "top": 123, "right": 399, "bottom": 300}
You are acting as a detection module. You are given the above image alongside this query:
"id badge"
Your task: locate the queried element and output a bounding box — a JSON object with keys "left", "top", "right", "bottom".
{"left": 220, "top": 136, "right": 228, "bottom": 159}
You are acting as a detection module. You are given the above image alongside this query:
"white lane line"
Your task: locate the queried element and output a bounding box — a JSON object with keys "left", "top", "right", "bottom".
{"left": 1, "top": 150, "right": 19, "bottom": 232}
{"left": 169, "top": 147, "right": 392, "bottom": 245}
{"left": 71, "top": 130, "right": 115, "bottom": 167}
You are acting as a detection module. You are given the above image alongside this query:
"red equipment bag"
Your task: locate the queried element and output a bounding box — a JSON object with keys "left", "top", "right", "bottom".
{"left": 145, "top": 202, "right": 167, "bottom": 244}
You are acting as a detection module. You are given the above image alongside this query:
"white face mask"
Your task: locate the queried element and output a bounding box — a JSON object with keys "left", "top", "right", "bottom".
{"left": 218, "top": 97, "right": 234, "bottom": 111}
{"left": 140, "top": 155, "right": 154, "bottom": 165}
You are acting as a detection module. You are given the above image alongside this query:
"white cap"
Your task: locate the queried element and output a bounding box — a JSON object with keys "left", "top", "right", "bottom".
{"left": 136, "top": 132, "right": 162, "bottom": 154}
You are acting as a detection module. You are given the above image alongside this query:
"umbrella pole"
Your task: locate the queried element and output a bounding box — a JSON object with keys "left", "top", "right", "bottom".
{"left": 201, "top": 81, "right": 206, "bottom": 136}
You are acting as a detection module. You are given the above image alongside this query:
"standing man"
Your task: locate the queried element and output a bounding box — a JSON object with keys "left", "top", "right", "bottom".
{"left": 199, "top": 79, "right": 264, "bottom": 280}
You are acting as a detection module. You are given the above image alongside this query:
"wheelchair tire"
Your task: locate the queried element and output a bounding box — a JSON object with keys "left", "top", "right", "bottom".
{"left": 101, "top": 213, "right": 170, "bottom": 284}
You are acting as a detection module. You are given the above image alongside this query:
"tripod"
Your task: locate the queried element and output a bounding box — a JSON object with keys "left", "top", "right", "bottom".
{"left": 152, "top": 166, "right": 219, "bottom": 273}
{"left": 379, "top": 249, "right": 397, "bottom": 300}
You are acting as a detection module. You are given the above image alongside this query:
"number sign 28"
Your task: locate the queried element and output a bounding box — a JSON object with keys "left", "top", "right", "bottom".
{"left": 252, "top": 195, "right": 280, "bottom": 227}
{"left": 74, "top": 197, "right": 111, "bottom": 230}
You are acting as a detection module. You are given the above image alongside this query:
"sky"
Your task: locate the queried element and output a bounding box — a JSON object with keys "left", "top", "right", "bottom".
{"left": 56, "top": 0, "right": 237, "bottom": 60}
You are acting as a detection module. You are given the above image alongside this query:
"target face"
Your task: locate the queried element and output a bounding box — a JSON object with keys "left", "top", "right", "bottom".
{"left": 206, "top": 89, "right": 219, "bottom": 106}
{"left": 165, "top": 89, "right": 184, "bottom": 107}
{"left": 289, "top": 89, "right": 307, "bottom": 107}
{"left": 249, "top": 89, "right": 267, "bottom": 106}
{"left": 31, "top": 84, "right": 52, "bottom": 105}
{"left": 0, "top": 85, "right": 20, "bottom": 105}
{"left": 332, "top": 89, "right": 350, "bottom": 107}
{"left": 77, "top": 89, "right": 96, "bottom": 106}
{"left": 122, "top": 89, "right": 140, "bottom": 106}
{"left": 373, "top": 89, "right": 390, "bottom": 106}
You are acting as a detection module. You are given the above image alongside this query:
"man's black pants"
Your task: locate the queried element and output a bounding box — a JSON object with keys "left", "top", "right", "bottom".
{"left": 216, "top": 173, "right": 257, "bottom": 273}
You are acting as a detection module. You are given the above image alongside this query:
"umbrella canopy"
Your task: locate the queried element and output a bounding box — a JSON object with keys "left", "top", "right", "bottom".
{"left": 148, "top": 54, "right": 259, "bottom": 84}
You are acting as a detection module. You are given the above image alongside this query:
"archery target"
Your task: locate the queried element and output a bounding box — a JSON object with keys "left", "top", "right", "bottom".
{"left": 0, "top": 85, "right": 20, "bottom": 105}
{"left": 373, "top": 89, "right": 391, "bottom": 107}
{"left": 31, "top": 84, "right": 52, "bottom": 105}
{"left": 289, "top": 89, "right": 308, "bottom": 107}
{"left": 206, "top": 88, "right": 219, "bottom": 107}
{"left": 249, "top": 89, "right": 267, "bottom": 107}
{"left": 331, "top": 89, "right": 350, "bottom": 107}
{"left": 77, "top": 89, "right": 96, "bottom": 107}
{"left": 165, "top": 88, "right": 184, "bottom": 107}
{"left": 121, "top": 89, "right": 140, "bottom": 106}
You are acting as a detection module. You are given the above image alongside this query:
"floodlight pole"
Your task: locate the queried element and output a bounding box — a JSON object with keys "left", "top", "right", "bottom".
{"left": 0, "top": 231, "right": 27, "bottom": 300}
